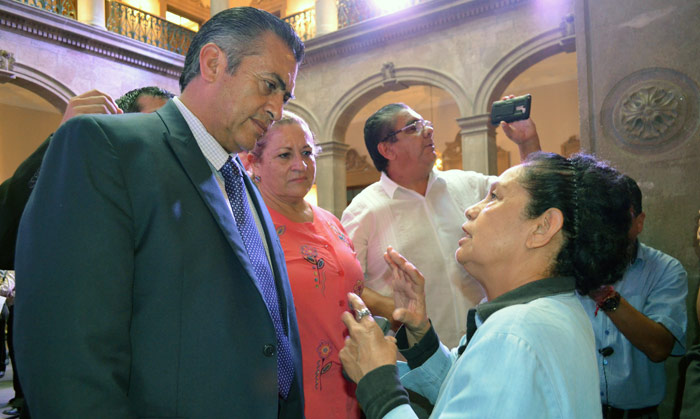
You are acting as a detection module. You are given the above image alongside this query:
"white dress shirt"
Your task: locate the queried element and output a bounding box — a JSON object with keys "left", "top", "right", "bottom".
{"left": 172, "top": 97, "right": 272, "bottom": 262}
{"left": 341, "top": 168, "right": 495, "bottom": 347}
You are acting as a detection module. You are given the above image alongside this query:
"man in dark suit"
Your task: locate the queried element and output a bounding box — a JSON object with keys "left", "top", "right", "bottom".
{"left": 0, "top": 87, "right": 173, "bottom": 270}
{"left": 0, "top": 87, "right": 170, "bottom": 419}
{"left": 13, "top": 7, "right": 305, "bottom": 418}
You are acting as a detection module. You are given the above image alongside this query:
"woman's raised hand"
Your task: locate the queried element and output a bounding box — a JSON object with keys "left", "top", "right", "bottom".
{"left": 384, "top": 247, "right": 431, "bottom": 345}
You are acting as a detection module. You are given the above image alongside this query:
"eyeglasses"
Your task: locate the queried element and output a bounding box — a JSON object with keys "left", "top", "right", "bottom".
{"left": 382, "top": 119, "right": 433, "bottom": 142}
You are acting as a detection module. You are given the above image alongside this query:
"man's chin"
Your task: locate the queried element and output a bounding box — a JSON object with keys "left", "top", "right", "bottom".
{"left": 236, "top": 136, "right": 260, "bottom": 153}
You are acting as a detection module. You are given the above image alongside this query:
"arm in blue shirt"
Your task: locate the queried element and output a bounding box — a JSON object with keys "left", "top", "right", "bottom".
{"left": 604, "top": 250, "right": 687, "bottom": 361}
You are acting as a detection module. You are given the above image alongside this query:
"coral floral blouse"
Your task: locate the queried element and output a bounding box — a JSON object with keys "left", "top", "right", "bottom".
{"left": 269, "top": 205, "right": 364, "bottom": 419}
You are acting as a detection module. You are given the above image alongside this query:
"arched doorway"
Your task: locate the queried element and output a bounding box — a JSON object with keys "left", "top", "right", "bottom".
{"left": 495, "top": 51, "right": 579, "bottom": 174}
{"left": 0, "top": 83, "right": 64, "bottom": 180}
{"left": 471, "top": 19, "right": 577, "bottom": 175}
{"left": 0, "top": 59, "right": 72, "bottom": 180}
{"left": 318, "top": 65, "right": 468, "bottom": 214}
{"left": 343, "top": 85, "right": 461, "bottom": 204}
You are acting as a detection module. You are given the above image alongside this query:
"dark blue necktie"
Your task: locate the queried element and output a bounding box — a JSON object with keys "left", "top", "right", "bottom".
{"left": 220, "top": 157, "right": 294, "bottom": 398}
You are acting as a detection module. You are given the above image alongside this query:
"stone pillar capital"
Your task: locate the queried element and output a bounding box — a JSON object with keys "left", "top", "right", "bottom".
{"left": 315, "top": 140, "right": 348, "bottom": 218}
{"left": 317, "top": 140, "right": 349, "bottom": 158}
{"left": 456, "top": 113, "right": 496, "bottom": 175}
{"left": 456, "top": 114, "right": 496, "bottom": 136}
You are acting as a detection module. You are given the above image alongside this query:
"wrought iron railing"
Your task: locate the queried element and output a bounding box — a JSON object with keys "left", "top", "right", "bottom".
{"left": 13, "top": 0, "right": 427, "bottom": 49}
{"left": 283, "top": 7, "right": 316, "bottom": 42}
{"left": 13, "top": 0, "right": 77, "bottom": 19}
{"left": 106, "top": 1, "right": 195, "bottom": 54}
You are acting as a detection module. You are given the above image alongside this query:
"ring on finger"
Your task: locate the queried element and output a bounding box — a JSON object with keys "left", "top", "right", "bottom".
{"left": 355, "top": 307, "right": 371, "bottom": 322}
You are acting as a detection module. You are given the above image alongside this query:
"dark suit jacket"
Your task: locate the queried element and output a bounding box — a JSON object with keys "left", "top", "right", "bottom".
{"left": 0, "top": 136, "right": 50, "bottom": 269}
{"left": 14, "top": 101, "right": 304, "bottom": 418}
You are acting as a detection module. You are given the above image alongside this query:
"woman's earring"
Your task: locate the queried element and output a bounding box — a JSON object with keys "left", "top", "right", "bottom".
{"left": 254, "top": 175, "right": 261, "bottom": 183}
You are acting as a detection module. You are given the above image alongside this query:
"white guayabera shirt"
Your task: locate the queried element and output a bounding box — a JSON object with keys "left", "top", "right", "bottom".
{"left": 341, "top": 168, "right": 495, "bottom": 347}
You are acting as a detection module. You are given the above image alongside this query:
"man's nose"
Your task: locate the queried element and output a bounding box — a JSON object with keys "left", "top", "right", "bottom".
{"left": 265, "top": 94, "right": 285, "bottom": 122}
{"left": 465, "top": 203, "right": 481, "bottom": 221}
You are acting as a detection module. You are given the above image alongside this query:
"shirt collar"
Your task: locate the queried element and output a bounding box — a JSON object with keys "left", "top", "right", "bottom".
{"left": 476, "top": 276, "right": 576, "bottom": 322}
{"left": 379, "top": 168, "right": 441, "bottom": 199}
{"left": 172, "top": 96, "right": 234, "bottom": 171}
{"left": 632, "top": 240, "right": 645, "bottom": 263}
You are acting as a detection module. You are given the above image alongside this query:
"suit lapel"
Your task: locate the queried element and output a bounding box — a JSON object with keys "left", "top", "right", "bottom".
{"left": 155, "top": 102, "right": 260, "bottom": 287}
{"left": 240, "top": 167, "right": 292, "bottom": 326}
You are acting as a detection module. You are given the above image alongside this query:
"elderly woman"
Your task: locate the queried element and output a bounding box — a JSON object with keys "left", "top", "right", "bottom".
{"left": 248, "top": 113, "right": 389, "bottom": 419}
{"left": 340, "top": 152, "right": 632, "bottom": 418}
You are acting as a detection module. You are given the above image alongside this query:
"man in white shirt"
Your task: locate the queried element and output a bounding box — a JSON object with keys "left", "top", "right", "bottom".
{"left": 341, "top": 102, "right": 541, "bottom": 346}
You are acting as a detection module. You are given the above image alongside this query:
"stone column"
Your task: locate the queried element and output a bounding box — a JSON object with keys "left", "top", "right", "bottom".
{"left": 210, "top": 0, "right": 229, "bottom": 17}
{"left": 77, "top": 0, "right": 105, "bottom": 29}
{"left": 315, "top": 140, "right": 349, "bottom": 218}
{"left": 456, "top": 114, "right": 497, "bottom": 175}
{"left": 315, "top": 0, "right": 338, "bottom": 36}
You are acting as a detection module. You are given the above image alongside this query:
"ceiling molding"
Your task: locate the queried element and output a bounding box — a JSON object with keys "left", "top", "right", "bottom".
{"left": 302, "top": 0, "right": 528, "bottom": 67}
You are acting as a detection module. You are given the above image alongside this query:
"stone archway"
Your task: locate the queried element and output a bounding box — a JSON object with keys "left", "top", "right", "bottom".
{"left": 2, "top": 61, "right": 74, "bottom": 113}
{"left": 323, "top": 64, "right": 470, "bottom": 143}
{"left": 284, "top": 101, "right": 322, "bottom": 140}
{"left": 315, "top": 65, "right": 470, "bottom": 216}
{"left": 463, "top": 17, "right": 576, "bottom": 174}
{"left": 0, "top": 59, "right": 73, "bottom": 180}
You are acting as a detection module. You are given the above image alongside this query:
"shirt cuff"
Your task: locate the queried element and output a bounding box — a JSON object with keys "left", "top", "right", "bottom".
{"left": 356, "top": 365, "right": 410, "bottom": 419}
{"left": 396, "top": 322, "right": 439, "bottom": 370}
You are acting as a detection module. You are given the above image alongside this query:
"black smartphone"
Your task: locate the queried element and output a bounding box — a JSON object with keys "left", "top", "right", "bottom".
{"left": 373, "top": 316, "right": 391, "bottom": 335}
{"left": 490, "top": 94, "right": 532, "bottom": 126}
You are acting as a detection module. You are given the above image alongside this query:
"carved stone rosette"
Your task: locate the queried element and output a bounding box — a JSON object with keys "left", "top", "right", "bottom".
{"left": 601, "top": 68, "right": 699, "bottom": 153}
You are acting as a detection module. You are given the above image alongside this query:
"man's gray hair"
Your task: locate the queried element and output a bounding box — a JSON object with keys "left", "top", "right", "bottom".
{"left": 179, "top": 7, "right": 305, "bottom": 92}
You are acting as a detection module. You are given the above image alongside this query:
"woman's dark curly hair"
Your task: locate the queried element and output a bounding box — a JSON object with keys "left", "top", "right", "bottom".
{"left": 518, "top": 152, "right": 631, "bottom": 295}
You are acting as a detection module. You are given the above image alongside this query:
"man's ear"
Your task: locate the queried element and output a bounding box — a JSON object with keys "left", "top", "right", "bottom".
{"left": 199, "top": 43, "right": 224, "bottom": 83}
{"left": 377, "top": 142, "right": 396, "bottom": 161}
{"left": 527, "top": 208, "right": 564, "bottom": 249}
{"left": 635, "top": 211, "right": 646, "bottom": 235}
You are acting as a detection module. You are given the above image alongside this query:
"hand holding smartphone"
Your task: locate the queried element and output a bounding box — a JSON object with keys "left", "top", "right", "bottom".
{"left": 490, "top": 94, "right": 532, "bottom": 126}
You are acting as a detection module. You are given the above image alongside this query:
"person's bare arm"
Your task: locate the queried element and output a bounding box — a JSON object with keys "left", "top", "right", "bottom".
{"left": 605, "top": 297, "right": 676, "bottom": 362}
{"left": 385, "top": 247, "right": 430, "bottom": 347}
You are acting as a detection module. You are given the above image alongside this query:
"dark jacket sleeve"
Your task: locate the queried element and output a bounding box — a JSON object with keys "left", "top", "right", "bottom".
{"left": 14, "top": 118, "right": 135, "bottom": 417}
{"left": 0, "top": 136, "right": 51, "bottom": 269}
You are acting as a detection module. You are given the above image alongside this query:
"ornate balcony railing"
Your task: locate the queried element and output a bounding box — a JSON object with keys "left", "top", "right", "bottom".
{"left": 283, "top": 7, "right": 316, "bottom": 42}
{"left": 13, "top": 0, "right": 77, "bottom": 19}
{"left": 106, "top": 1, "right": 195, "bottom": 55}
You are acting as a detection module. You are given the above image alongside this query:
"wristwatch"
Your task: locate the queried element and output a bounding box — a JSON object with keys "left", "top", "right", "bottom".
{"left": 599, "top": 292, "right": 621, "bottom": 312}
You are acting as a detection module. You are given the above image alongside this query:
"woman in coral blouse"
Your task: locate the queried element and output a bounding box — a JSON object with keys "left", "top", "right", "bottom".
{"left": 248, "top": 113, "right": 388, "bottom": 418}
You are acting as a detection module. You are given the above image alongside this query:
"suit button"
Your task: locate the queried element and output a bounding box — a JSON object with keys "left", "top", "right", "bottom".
{"left": 263, "top": 344, "right": 276, "bottom": 357}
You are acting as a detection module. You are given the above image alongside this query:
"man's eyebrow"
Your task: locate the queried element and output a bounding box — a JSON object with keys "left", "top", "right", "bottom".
{"left": 270, "top": 73, "right": 287, "bottom": 92}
